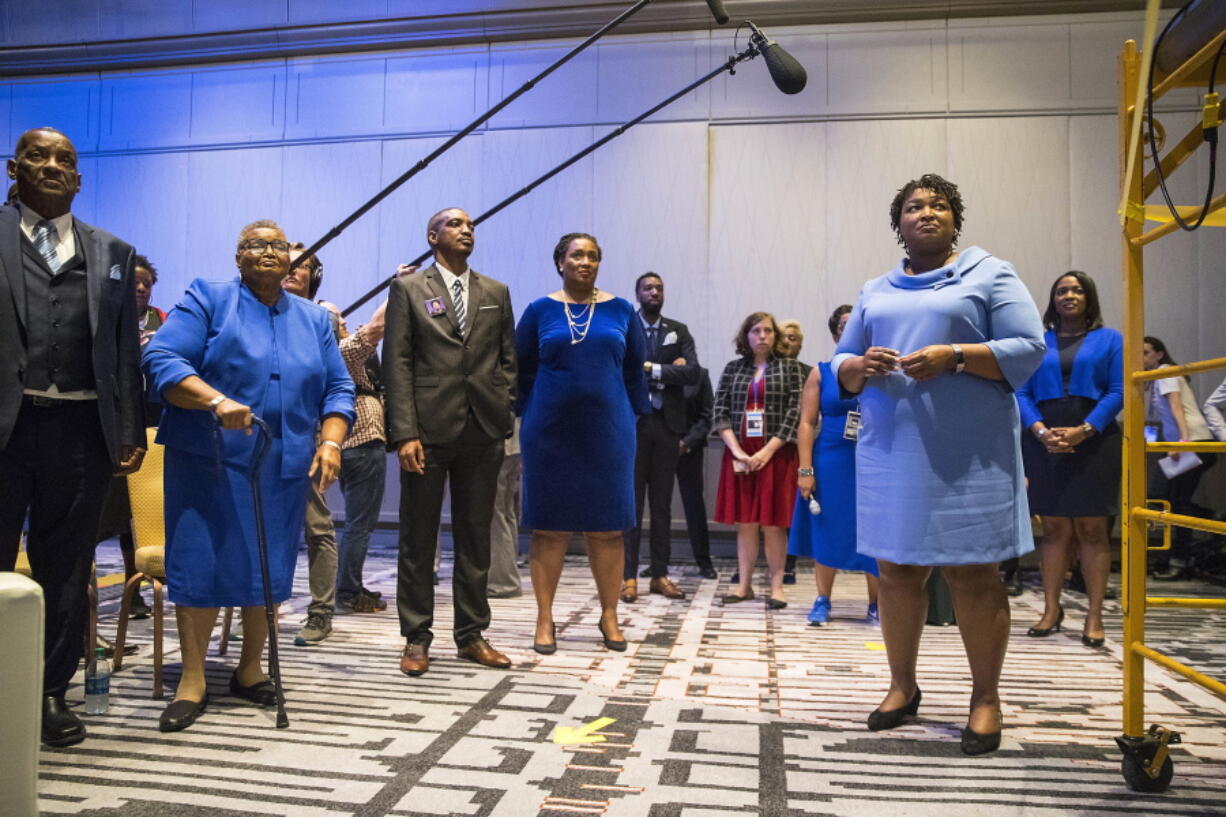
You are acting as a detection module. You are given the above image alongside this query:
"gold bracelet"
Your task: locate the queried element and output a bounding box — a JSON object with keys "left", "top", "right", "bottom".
{"left": 320, "top": 439, "right": 343, "bottom": 452}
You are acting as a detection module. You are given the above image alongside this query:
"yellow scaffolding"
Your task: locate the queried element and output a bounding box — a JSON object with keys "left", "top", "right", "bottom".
{"left": 1116, "top": 26, "right": 1226, "bottom": 793}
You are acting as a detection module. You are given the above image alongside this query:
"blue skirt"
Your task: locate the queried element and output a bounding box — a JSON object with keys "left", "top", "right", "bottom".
{"left": 163, "top": 442, "right": 306, "bottom": 608}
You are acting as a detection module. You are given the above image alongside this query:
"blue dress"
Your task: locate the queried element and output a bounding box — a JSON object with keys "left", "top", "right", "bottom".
{"left": 144, "top": 279, "right": 354, "bottom": 607}
{"left": 787, "top": 361, "right": 878, "bottom": 575}
{"left": 517, "top": 295, "right": 650, "bottom": 531}
{"left": 831, "top": 247, "right": 1045, "bottom": 566}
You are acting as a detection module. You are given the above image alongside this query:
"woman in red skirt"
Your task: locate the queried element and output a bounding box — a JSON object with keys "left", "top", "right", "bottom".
{"left": 713, "top": 312, "right": 806, "bottom": 608}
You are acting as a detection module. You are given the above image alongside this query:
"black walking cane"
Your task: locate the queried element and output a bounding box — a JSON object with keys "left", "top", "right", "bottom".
{"left": 245, "top": 415, "right": 290, "bottom": 728}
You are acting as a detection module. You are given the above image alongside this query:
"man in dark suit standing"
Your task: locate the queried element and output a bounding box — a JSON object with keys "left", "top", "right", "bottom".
{"left": 0, "top": 128, "right": 145, "bottom": 747}
{"left": 383, "top": 208, "right": 516, "bottom": 676}
{"left": 677, "top": 367, "right": 718, "bottom": 579}
{"left": 621, "top": 272, "right": 699, "bottom": 603}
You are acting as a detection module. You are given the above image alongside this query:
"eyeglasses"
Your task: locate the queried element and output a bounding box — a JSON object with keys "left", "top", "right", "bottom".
{"left": 240, "top": 239, "right": 290, "bottom": 255}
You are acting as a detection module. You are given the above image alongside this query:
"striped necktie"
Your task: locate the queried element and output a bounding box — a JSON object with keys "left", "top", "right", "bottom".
{"left": 33, "top": 219, "right": 61, "bottom": 272}
{"left": 452, "top": 278, "right": 466, "bottom": 335}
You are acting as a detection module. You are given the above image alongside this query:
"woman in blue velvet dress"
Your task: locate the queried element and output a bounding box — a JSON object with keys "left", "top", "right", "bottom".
{"left": 143, "top": 220, "right": 353, "bottom": 732}
{"left": 788, "top": 305, "right": 879, "bottom": 627}
{"left": 833, "top": 175, "right": 1044, "bottom": 755}
{"left": 517, "top": 232, "right": 649, "bottom": 655}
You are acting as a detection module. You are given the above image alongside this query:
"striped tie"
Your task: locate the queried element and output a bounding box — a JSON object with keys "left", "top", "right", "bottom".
{"left": 452, "top": 278, "right": 466, "bottom": 335}
{"left": 33, "top": 220, "right": 60, "bottom": 272}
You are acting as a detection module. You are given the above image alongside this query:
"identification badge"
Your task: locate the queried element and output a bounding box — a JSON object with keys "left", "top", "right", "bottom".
{"left": 746, "top": 410, "right": 765, "bottom": 438}
{"left": 425, "top": 297, "right": 447, "bottom": 316}
{"left": 843, "top": 410, "right": 862, "bottom": 441}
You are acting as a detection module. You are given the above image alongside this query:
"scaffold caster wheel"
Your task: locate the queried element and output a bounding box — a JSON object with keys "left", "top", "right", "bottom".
{"left": 1116, "top": 725, "right": 1179, "bottom": 793}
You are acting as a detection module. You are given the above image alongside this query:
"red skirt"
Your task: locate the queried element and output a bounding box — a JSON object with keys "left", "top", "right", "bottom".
{"left": 714, "top": 435, "right": 799, "bottom": 528}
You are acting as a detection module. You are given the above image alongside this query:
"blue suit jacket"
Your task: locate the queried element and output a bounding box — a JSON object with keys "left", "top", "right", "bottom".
{"left": 1015, "top": 327, "right": 1123, "bottom": 432}
{"left": 143, "top": 278, "right": 354, "bottom": 478}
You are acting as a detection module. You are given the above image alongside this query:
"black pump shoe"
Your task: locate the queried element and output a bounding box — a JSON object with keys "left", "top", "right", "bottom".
{"left": 229, "top": 671, "right": 277, "bottom": 705}
{"left": 1026, "top": 605, "right": 1064, "bottom": 637}
{"left": 1081, "top": 633, "right": 1105, "bottom": 648}
{"left": 961, "top": 724, "right": 1002, "bottom": 755}
{"left": 598, "top": 620, "right": 627, "bottom": 652}
{"left": 159, "top": 696, "right": 207, "bottom": 733}
{"left": 867, "top": 688, "right": 922, "bottom": 731}
{"left": 534, "top": 624, "right": 557, "bottom": 655}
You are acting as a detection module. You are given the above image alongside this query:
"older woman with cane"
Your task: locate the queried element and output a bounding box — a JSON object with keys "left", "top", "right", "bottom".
{"left": 143, "top": 220, "right": 353, "bottom": 732}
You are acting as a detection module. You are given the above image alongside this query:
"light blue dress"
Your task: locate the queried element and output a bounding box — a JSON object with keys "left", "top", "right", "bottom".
{"left": 831, "top": 247, "right": 1045, "bottom": 566}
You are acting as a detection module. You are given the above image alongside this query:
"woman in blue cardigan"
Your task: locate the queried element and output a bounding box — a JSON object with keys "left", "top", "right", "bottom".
{"left": 1016, "top": 271, "right": 1122, "bottom": 648}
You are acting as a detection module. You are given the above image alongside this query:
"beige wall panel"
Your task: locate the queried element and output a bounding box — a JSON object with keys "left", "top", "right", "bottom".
{"left": 476, "top": 125, "right": 598, "bottom": 312}
{"left": 826, "top": 26, "right": 948, "bottom": 117}
{"left": 947, "top": 116, "right": 1070, "bottom": 299}
{"left": 487, "top": 40, "right": 600, "bottom": 130}
{"left": 707, "top": 122, "right": 824, "bottom": 370}
{"left": 596, "top": 33, "right": 712, "bottom": 125}
{"left": 949, "top": 20, "right": 1071, "bottom": 112}
{"left": 1068, "top": 114, "right": 1122, "bottom": 330}
{"left": 591, "top": 122, "right": 709, "bottom": 318}
{"left": 820, "top": 118, "right": 949, "bottom": 360}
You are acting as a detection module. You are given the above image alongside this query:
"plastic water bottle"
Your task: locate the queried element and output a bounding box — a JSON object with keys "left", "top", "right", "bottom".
{"left": 85, "top": 646, "right": 111, "bottom": 715}
{"left": 808, "top": 497, "right": 822, "bottom": 515}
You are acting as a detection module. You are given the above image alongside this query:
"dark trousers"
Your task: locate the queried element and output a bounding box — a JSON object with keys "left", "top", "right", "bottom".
{"left": 675, "top": 443, "right": 712, "bottom": 569}
{"left": 625, "top": 411, "right": 681, "bottom": 580}
{"left": 0, "top": 399, "right": 112, "bottom": 698}
{"left": 396, "top": 416, "right": 503, "bottom": 648}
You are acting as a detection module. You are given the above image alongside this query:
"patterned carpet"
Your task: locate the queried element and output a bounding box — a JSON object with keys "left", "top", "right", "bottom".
{"left": 36, "top": 534, "right": 1226, "bottom": 816}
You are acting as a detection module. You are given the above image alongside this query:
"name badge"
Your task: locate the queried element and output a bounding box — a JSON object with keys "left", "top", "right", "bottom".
{"left": 746, "top": 410, "right": 765, "bottom": 438}
{"left": 425, "top": 297, "right": 447, "bottom": 316}
{"left": 843, "top": 410, "right": 862, "bottom": 441}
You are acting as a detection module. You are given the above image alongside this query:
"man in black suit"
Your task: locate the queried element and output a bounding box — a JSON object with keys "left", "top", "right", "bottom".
{"left": 677, "top": 367, "right": 717, "bottom": 579}
{"left": 0, "top": 128, "right": 145, "bottom": 747}
{"left": 383, "top": 208, "right": 516, "bottom": 677}
{"left": 621, "top": 272, "right": 699, "bottom": 603}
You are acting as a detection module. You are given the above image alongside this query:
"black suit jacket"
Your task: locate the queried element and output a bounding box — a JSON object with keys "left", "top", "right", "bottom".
{"left": 680, "top": 366, "right": 714, "bottom": 453}
{"left": 383, "top": 263, "right": 516, "bottom": 447}
{"left": 0, "top": 204, "right": 144, "bottom": 466}
{"left": 638, "top": 311, "right": 700, "bottom": 436}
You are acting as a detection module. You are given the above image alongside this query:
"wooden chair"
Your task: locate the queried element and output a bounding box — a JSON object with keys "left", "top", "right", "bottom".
{"left": 112, "top": 428, "right": 169, "bottom": 697}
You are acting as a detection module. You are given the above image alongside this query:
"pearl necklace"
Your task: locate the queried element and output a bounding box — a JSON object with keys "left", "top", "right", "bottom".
{"left": 564, "top": 288, "right": 598, "bottom": 345}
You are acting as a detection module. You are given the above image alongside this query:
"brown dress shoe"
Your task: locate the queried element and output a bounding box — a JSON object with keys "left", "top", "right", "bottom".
{"left": 620, "top": 578, "right": 637, "bottom": 603}
{"left": 649, "top": 576, "right": 686, "bottom": 599}
{"left": 457, "top": 637, "right": 512, "bottom": 669}
{"left": 399, "top": 642, "right": 429, "bottom": 676}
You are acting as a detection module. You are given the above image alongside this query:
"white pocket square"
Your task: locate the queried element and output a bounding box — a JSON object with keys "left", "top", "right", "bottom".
{"left": 663, "top": 331, "right": 678, "bottom": 345}
{"left": 479, "top": 304, "right": 499, "bottom": 310}
{"left": 108, "top": 265, "right": 122, "bottom": 280}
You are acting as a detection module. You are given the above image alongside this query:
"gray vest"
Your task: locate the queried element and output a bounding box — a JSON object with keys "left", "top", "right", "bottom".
{"left": 22, "top": 229, "right": 95, "bottom": 392}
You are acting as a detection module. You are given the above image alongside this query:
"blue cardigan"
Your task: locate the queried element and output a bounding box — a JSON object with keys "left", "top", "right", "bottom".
{"left": 144, "top": 278, "right": 355, "bottom": 479}
{"left": 1016, "top": 327, "right": 1123, "bottom": 432}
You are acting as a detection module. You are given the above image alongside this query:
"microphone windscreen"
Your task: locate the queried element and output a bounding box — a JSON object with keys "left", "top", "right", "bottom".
{"left": 704, "top": 0, "right": 730, "bottom": 26}
{"left": 762, "top": 41, "right": 807, "bottom": 95}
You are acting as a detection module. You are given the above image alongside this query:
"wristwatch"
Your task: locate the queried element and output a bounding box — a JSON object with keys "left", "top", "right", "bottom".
{"left": 797, "top": 467, "right": 815, "bottom": 477}
{"left": 950, "top": 343, "right": 966, "bottom": 373}
{"left": 208, "top": 394, "right": 227, "bottom": 410}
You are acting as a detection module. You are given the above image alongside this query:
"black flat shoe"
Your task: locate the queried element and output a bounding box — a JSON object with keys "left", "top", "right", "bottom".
{"left": 961, "top": 724, "right": 1002, "bottom": 755}
{"left": 42, "top": 695, "right": 86, "bottom": 747}
{"left": 534, "top": 623, "right": 557, "bottom": 655}
{"left": 129, "top": 592, "right": 152, "bottom": 620}
{"left": 598, "top": 620, "right": 627, "bottom": 652}
{"left": 229, "top": 671, "right": 278, "bottom": 706}
{"left": 1081, "top": 633, "right": 1106, "bottom": 648}
{"left": 1026, "top": 605, "right": 1064, "bottom": 637}
{"left": 721, "top": 591, "right": 754, "bottom": 604}
{"left": 766, "top": 597, "right": 788, "bottom": 610}
{"left": 159, "top": 696, "right": 207, "bottom": 733}
{"left": 867, "top": 688, "right": 922, "bottom": 731}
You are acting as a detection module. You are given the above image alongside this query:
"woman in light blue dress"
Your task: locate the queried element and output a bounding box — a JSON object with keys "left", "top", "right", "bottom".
{"left": 833, "top": 174, "right": 1044, "bottom": 755}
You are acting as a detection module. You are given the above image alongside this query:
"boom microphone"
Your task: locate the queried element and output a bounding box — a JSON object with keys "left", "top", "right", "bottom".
{"left": 704, "top": 0, "right": 730, "bottom": 25}
{"left": 748, "top": 23, "right": 807, "bottom": 95}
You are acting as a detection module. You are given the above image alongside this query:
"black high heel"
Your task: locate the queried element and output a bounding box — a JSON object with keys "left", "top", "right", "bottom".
{"left": 534, "top": 623, "right": 557, "bottom": 655}
{"left": 598, "top": 620, "right": 627, "bottom": 652}
{"left": 866, "top": 688, "right": 921, "bottom": 731}
{"left": 960, "top": 723, "right": 1002, "bottom": 755}
{"left": 1026, "top": 605, "right": 1064, "bottom": 637}
{"left": 1081, "top": 632, "right": 1105, "bottom": 648}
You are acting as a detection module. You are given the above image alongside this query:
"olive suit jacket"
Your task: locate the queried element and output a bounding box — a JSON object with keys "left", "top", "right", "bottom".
{"left": 383, "top": 263, "right": 516, "bottom": 447}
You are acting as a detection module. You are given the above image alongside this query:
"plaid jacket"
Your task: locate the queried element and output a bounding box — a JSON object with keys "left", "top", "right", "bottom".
{"left": 712, "top": 355, "right": 805, "bottom": 444}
